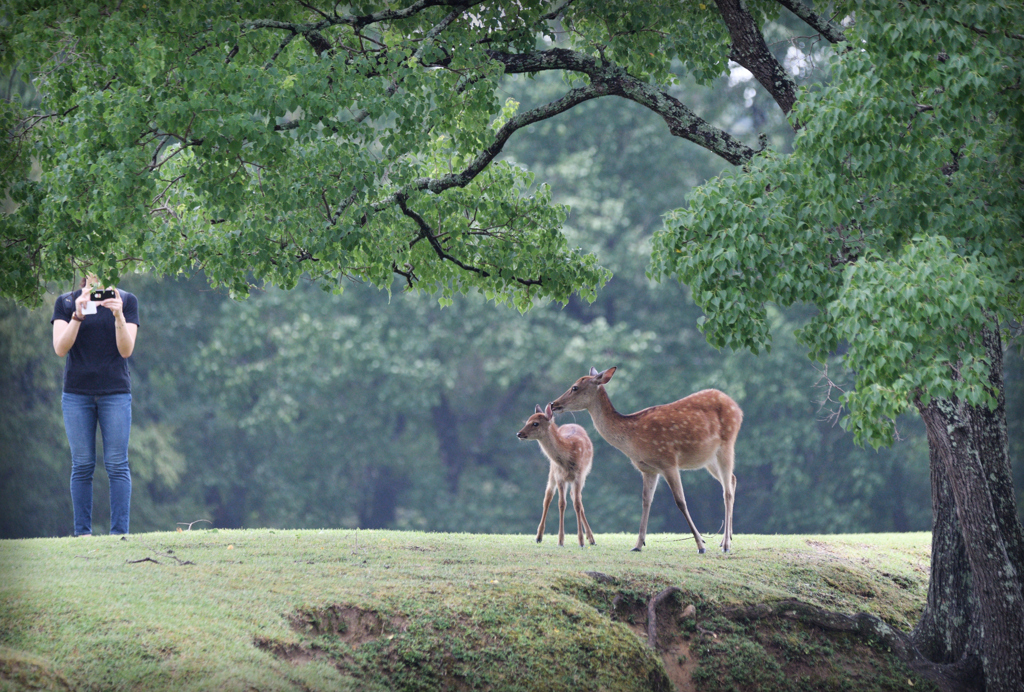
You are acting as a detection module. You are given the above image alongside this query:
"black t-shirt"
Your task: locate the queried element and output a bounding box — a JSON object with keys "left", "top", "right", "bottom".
{"left": 51, "top": 289, "right": 140, "bottom": 395}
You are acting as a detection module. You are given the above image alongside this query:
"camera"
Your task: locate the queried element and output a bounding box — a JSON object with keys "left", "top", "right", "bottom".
{"left": 90, "top": 289, "right": 116, "bottom": 301}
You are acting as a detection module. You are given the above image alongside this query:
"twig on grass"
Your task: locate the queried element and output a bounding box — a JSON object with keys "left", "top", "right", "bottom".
{"left": 127, "top": 546, "right": 196, "bottom": 566}
{"left": 127, "top": 556, "right": 161, "bottom": 565}
{"left": 663, "top": 520, "right": 724, "bottom": 543}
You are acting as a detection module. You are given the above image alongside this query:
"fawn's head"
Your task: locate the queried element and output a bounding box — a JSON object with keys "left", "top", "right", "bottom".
{"left": 516, "top": 404, "right": 555, "bottom": 440}
{"left": 550, "top": 366, "right": 616, "bottom": 413}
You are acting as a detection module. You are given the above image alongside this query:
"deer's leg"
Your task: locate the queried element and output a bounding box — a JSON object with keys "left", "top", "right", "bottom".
{"left": 727, "top": 473, "right": 736, "bottom": 550}
{"left": 632, "top": 471, "right": 660, "bottom": 552}
{"left": 537, "top": 474, "right": 556, "bottom": 543}
{"left": 664, "top": 469, "right": 706, "bottom": 554}
{"left": 714, "top": 443, "right": 737, "bottom": 553}
{"left": 574, "top": 483, "right": 596, "bottom": 546}
{"left": 557, "top": 480, "right": 567, "bottom": 547}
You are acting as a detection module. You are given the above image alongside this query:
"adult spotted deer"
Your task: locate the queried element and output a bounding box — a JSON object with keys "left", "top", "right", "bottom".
{"left": 550, "top": 367, "right": 741, "bottom": 553}
{"left": 516, "top": 404, "right": 596, "bottom": 548}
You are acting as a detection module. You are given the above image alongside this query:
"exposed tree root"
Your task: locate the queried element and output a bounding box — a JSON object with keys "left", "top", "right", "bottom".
{"left": 646, "top": 587, "right": 682, "bottom": 650}
{"left": 719, "top": 599, "right": 983, "bottom": 692}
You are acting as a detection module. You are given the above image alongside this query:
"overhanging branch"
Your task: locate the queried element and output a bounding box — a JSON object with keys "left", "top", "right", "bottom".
{"left": 775, "top": 0, "right": 847, "bottom": 44}
{"left": 396, "top": 195, "right": 543, "bottom": 288}
{"left": 485, "top": 48, "right": 757, "bottom": 165}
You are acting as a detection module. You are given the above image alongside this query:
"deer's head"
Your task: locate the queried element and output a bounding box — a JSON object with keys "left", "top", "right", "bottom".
{"left": 516, "top": 404, "right": 555, "bottom": 440}
{"left": 549, "top": 366, "right": 616, "bottom": 413}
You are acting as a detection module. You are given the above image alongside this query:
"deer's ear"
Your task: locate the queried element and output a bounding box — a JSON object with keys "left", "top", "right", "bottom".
{"left": 597, "top": 366, "right": 616, "bottom": 384}
{"left": 535, "top": 404, "right": 544, "bottom": 414}
{"left": 589, "top": 366, "right": 599, "bottom": 376}
{"left": 544, "top": 403, "right": 553, "bottom": 419}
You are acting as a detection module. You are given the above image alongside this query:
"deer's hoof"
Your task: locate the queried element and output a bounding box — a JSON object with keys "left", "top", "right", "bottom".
{"left": 630, "top": 546, "right": 643, "bottom": 552}
{"left": 698, "top": 547, "right": 707, "bottom": 554}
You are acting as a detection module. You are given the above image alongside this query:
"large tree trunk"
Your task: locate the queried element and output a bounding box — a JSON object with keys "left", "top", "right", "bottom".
{"left": 914, "top": 326, "right": 1024, "bottom": 692}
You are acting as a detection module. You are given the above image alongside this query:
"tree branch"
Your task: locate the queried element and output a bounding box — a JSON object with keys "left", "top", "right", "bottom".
{"left": 349, "top": 75, "right": 610, "bottom": 221}
{"left": 265, "top": 31, "right": 297, "bottom": 67}
{"left": 775, "top": 0, "right": 847, "bottom": 44}
{"left": 715, "top": 0, "right": 799, "bottom": 115}
{"left": 349, "top": 3, "right": 470, "bottom": 124}
{"left": 340, "top": 48, "right": 754, "bottom": 226}
{"left": 485, "top": 48, "right": 757, "bottom": 164}
{"left": 396, "top": 195, "right": 543, "bottom": 287}
{"left": 245, "top": 0, "right": 467, "bottom": 37}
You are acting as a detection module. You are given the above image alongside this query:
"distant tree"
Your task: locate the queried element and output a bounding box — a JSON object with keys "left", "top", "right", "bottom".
{"left": 2, "top": 2, "right": 1021, "bottom": 688}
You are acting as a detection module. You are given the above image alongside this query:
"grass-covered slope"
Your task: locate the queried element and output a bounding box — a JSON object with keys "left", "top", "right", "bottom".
{"left": 0, "top": 530, "right": 934, "bottom": 691}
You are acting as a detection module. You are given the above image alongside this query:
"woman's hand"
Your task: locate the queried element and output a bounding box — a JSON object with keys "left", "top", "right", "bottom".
{"left": 100, "top": 291, "right": 124, "bottom": 319}
{"left": 74, "top": 291, "right": 90, "bottom": 319}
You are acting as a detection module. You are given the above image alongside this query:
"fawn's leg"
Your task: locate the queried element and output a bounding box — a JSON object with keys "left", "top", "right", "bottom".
{"left": 536, "top": 473, "right": 556, "bottom": 543}
{"left": 572, "top": 482, "right": 595, "bottom": 546}
{"left": 557, "top": 481, "right": 567, "bottom": 547}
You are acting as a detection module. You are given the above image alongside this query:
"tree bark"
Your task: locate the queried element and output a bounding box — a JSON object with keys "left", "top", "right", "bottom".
{"left": 714, "top": 0, "right": 798, "bottom": 114}
{"left": 914, "top": 326, "right": 1024, "bottom": 692}
{"left": 911, "top": 436, "right": 976, "bottom": 666}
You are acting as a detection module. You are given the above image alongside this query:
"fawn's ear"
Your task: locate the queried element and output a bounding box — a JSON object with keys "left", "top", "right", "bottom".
{"left": 589, "top": 366, "right": 599, "bottom": 376}
{"left": 595, "top": 366, "right": 616, "bottom": 384}
{"left": 544, "top": 403, "right": 553, "bottom": 419}
{"left": 535, "top": 404, "right": 544, "bottom": 414}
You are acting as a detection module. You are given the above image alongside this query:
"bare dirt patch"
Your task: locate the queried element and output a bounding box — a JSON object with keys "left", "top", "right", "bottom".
{"left": 257, "top": 604, "right": 407, "bottom": 666}
{"left": 289, "top": 604, "right": 405, "bottom": 645}
{"left": 253, "top": 637, "right": 327, "bottom": 665}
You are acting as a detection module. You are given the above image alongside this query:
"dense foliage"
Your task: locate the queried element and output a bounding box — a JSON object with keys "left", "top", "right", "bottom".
{"left": 652, "top": 4, "right": 1024, "bottom": 447}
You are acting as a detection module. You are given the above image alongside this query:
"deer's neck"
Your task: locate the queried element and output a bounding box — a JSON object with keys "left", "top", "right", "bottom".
{"left": 588, "top": 388, "right": 631, "bottom": 447}
{"left": 538, "top": 426, "right": 573, "bottom": 466}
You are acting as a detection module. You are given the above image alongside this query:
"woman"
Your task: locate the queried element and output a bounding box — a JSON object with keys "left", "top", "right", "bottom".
{"left": 51, "top": 275, "right": 140, "bottom": 536}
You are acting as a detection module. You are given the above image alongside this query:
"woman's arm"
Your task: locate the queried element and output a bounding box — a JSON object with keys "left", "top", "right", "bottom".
{"left": 53, "top": 292, "right": 89, "bottom": 357}
{"left": 53, "top": 318, "right": 82, "bottom": 357}
{"left": 103, "top": 291, "right": 138, "bottom": 358}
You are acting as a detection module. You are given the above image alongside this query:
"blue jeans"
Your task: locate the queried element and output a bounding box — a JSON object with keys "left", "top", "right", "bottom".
{"left": 62, "top": 392, "right": 132, "bottom": 536}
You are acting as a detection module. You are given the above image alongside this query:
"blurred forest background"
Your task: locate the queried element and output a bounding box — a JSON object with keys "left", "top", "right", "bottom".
{"left": 2, "top": 32, "right": 1021, "bottom": 540}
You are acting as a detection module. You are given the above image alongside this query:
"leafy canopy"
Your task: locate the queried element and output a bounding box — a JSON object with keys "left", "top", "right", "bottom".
{"left": 652, "top": 2, "right": 1024, "bottom": 447}
{"left": 2, "top": 1, "right": 635, "bottom": 307}
{"left": 1, "top": 0, "right": 807, "bottom": 309}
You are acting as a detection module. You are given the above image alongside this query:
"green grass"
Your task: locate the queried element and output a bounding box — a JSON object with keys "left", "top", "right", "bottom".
{"left": 0, "top": 530, "right": 935, "bottom": 691}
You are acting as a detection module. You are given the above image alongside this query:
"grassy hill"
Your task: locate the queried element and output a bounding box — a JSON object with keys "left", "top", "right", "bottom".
{"left": 0, "top": 530, "right": 935, "bottom": 691}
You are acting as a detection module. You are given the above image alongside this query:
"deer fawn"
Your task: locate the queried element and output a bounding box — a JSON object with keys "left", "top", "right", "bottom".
{"left": 516, "top": 404, "right": 597, "bottom": 548}
{"left": 550, "top": 367, "right": 741, "bottom": 554}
